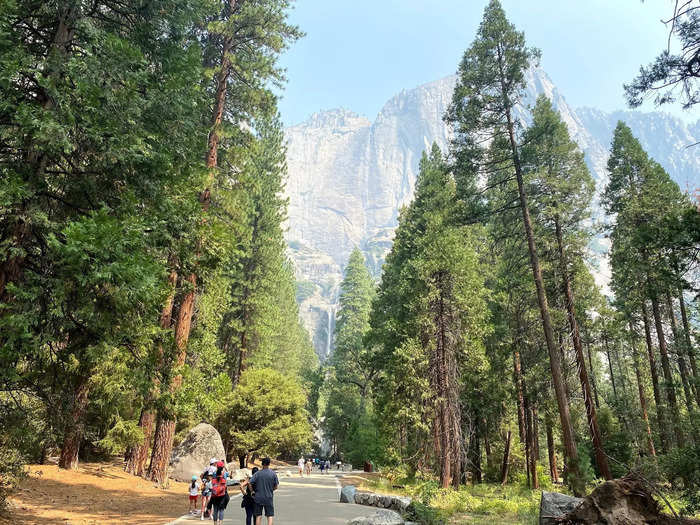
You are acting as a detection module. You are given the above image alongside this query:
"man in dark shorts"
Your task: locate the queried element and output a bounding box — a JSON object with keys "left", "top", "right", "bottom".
{"left": 250, "top": 457, "right": 279, "bottom": 525}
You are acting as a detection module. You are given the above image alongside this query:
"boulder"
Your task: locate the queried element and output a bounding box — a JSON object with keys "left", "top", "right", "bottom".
{"left": 561, "top": 476, "right": 700, "bottom": 525}
{"left": 392, "top": 497, "right": 412, "bottom": 513}
{"left": 340, "top": 485, "right": 357, "bottom": 503}
{"left": 539, "top": 491, "right": 583, "bottom": 525}
{"left": 168, "top": 423, "right": 225, "bottom": 482}
{"left": 347, "top": 509, "right": 404, "bottom": 525}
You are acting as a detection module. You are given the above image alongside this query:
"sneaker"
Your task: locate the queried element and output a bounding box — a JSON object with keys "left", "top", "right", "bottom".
{"left": 200, "top": 515, "right": 204, "bottom": 521}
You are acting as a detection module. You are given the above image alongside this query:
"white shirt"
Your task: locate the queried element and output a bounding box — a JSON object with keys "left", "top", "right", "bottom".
{"left": 298, "top": 459, "right": 305, "bottom": 468}
{"left": 189, "top": 480, "right": 201, "bottom": 496}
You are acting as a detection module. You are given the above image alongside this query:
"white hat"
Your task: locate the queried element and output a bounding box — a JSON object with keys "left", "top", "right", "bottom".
{"left": 210, "top": 458, "right": 217, "bottom": 464}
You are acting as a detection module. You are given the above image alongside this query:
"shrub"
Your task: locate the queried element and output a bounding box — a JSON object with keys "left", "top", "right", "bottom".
{"left": 0, "top": 445, "right": 25, "bottom": 510}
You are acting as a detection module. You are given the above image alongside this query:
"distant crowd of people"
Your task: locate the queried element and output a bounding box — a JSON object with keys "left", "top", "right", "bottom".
{"left": 296, "top": 456, "right": 341, "bottom": 476}
{"left": 187, "top": 456, "right": 278, "bottom": 525}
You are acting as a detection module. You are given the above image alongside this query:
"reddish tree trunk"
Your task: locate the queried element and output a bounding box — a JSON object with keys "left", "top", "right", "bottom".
{"left": 58, "top": 376, "right": 90, "bottom": 470}
{"left": 125, "top": 409, "right": 156, "bottom": 476}
{"left": 651, "top": 295, "right": 683, "bottom": 447}
{"left": 126, "top": 268, "right": 177, "bottom": 476}
{"left": 147, "top": 416, "right": 176, "bottom": 484}
{"left": 147, "top": 1, "right": 240, "bottom": 484}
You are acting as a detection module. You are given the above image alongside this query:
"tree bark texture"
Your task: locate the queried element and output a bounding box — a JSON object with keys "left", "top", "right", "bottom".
{"left": 58, "top": 376, "right": 90, "bottom": 470}
{"left": 126, "top": 268, "right": 177, "bottom": 476}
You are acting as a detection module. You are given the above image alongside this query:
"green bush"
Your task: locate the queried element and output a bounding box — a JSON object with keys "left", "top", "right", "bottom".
{"left": 405, "top": 500, "right": 447, "bottom": 525}
{"left": 0, "top": 445, "right": 25, "bottom": 510}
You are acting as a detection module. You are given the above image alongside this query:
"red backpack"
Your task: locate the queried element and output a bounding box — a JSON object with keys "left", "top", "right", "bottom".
{"left": 211, "top": 476, "right": 227, "bottom": 497}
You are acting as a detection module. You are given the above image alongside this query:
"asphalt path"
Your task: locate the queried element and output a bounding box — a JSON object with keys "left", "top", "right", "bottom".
{"left": 170, "top": 471, "right": 368, "bottom": 525}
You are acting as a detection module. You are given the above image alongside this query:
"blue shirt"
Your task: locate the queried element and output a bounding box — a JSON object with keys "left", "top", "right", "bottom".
{"left": 250, "top": 468, "right": 279, "bottom": 504}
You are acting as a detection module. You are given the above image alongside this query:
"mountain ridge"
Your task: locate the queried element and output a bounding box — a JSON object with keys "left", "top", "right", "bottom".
{"left": 284, "top": 68, "right": 700, "bottom": 359}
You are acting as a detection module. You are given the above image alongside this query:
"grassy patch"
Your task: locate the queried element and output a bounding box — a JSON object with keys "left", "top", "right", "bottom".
{"left": 348, "top": 473, "right": 543, "bottom": 525}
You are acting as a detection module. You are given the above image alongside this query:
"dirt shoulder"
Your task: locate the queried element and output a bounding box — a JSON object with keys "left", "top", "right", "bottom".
{"left": 1, "top": 461, "right": 189, "bottom": 525}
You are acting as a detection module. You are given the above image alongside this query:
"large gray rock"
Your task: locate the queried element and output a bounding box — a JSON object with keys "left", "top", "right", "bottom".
{"left": 340, "top": 484, "right": 357, "bottom": 503}
{"left": 347, "top": 509, "right": 404, "bottom": 525}
{"left": 169, "top": 423, "right": 225, "bottom": 482}
{"left": 539, "top": 492, "right": 583, "bottom": 525}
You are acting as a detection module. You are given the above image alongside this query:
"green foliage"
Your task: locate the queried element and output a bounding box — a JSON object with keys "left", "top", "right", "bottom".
{"left": 624, "top": 4, "right": 700, "bottom": 109}
{"left": 0, "top": 444, "right": 25, "bottom": 510}
{"left": 97, "top": 420, "right": 145, "bottom": 456}
{"left": 221, "top": 368, "right": 313, "bottom": 459}
{"left": 663, "top": 446, "right": 700, "bottom": 514}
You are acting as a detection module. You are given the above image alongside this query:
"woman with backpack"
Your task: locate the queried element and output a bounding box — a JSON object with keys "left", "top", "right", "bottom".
{"left": 239, "top": 467, "right": 258, "bottom": 525}
{"left": 209, "top": 461, "right": 229, "bottom": 525}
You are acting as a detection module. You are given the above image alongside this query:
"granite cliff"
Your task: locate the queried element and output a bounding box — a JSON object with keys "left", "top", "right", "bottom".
{"left": 284, "top": 67, "right": 700, "bottom": 359}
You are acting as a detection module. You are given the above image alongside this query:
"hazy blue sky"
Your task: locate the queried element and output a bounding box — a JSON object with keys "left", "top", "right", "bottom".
{"left": 276, "top": 0, "right": 692, "bottom": 126}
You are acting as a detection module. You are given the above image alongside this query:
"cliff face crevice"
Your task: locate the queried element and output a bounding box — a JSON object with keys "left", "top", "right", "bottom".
{"left": 284, "top": 68, "right": 700, "bottom": 359}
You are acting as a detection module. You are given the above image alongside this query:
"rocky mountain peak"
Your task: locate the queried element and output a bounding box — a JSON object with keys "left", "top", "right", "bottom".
{"left": 285, "top": 67, "right": 700, "bottom": 360}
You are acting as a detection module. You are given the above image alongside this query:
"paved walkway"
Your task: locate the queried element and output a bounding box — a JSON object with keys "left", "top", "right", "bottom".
{"left": 171, "top": 472, "right": 367, "bottom": 524}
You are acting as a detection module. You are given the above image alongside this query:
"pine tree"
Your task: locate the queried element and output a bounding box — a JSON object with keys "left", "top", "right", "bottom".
{"left": 445, "top": 0, "right": 583, "bottom": 494}
{"left": 370, "top": 144, "right": 490, "bottom": 488}
{"left": 521, "top": 96, "right": 611, "bottom": 479}
{"left": 0, "top": 0, "right": 211, "bottom": 470}
{"left": 604, "top": 121, "right": 698, "bottom": 450}
{"left": 146, "top": 0, "right": 302, "bottom": 483}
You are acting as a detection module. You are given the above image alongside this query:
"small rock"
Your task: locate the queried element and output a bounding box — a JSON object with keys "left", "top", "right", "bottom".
{"left": 340, "top": 485, "right": 357, "bottom": 503}
{"left": 539, "top": 491, "right": 583, "bottom": 525}
{"left": 347, "top": 509, "right": 404, "bottom": 525}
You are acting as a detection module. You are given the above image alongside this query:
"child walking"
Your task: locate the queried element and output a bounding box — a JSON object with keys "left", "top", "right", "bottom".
{"left": 188, "top": 475, "right": 200, "bottom": 514}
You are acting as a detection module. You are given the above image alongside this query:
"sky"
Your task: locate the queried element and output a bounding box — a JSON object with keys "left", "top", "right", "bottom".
{"left": 276, "top": 0, "right": 696, "bottom": 127}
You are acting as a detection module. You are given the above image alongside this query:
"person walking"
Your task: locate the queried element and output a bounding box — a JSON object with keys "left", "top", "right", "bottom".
{"left": 325, "top": 459, "right": 331, "bottom": 473}
{"left": 239, "top": 467, "right": 259, "bottom": 525}
{"left": 304, "top": 459, "right": 312, "bottom": 477}
{"left": 297, "top": 456, "right": 304, "bottom": 477}
{"left": 200, "top": 472, "right": 213, "bottom": 520}
{"left": 209, "top": 461, "right": 229, "bottom": 525}
{"left": 319, "top": 459, "right": 324, "bottom": 474}
{"left": 250, "top": 457, "right": 278, "bottom": 525}
{"left": 188, "top": 475, "right": 201, "bottom": 514}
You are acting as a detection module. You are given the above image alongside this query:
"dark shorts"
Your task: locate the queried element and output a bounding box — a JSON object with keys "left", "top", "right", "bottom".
{"left": 254, "top": 501, "right": 274, "bottom": 517}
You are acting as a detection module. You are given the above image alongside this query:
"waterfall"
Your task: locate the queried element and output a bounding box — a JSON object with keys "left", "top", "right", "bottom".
{"left": 326, "top": 307, "right": 333, "bottom": 358}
